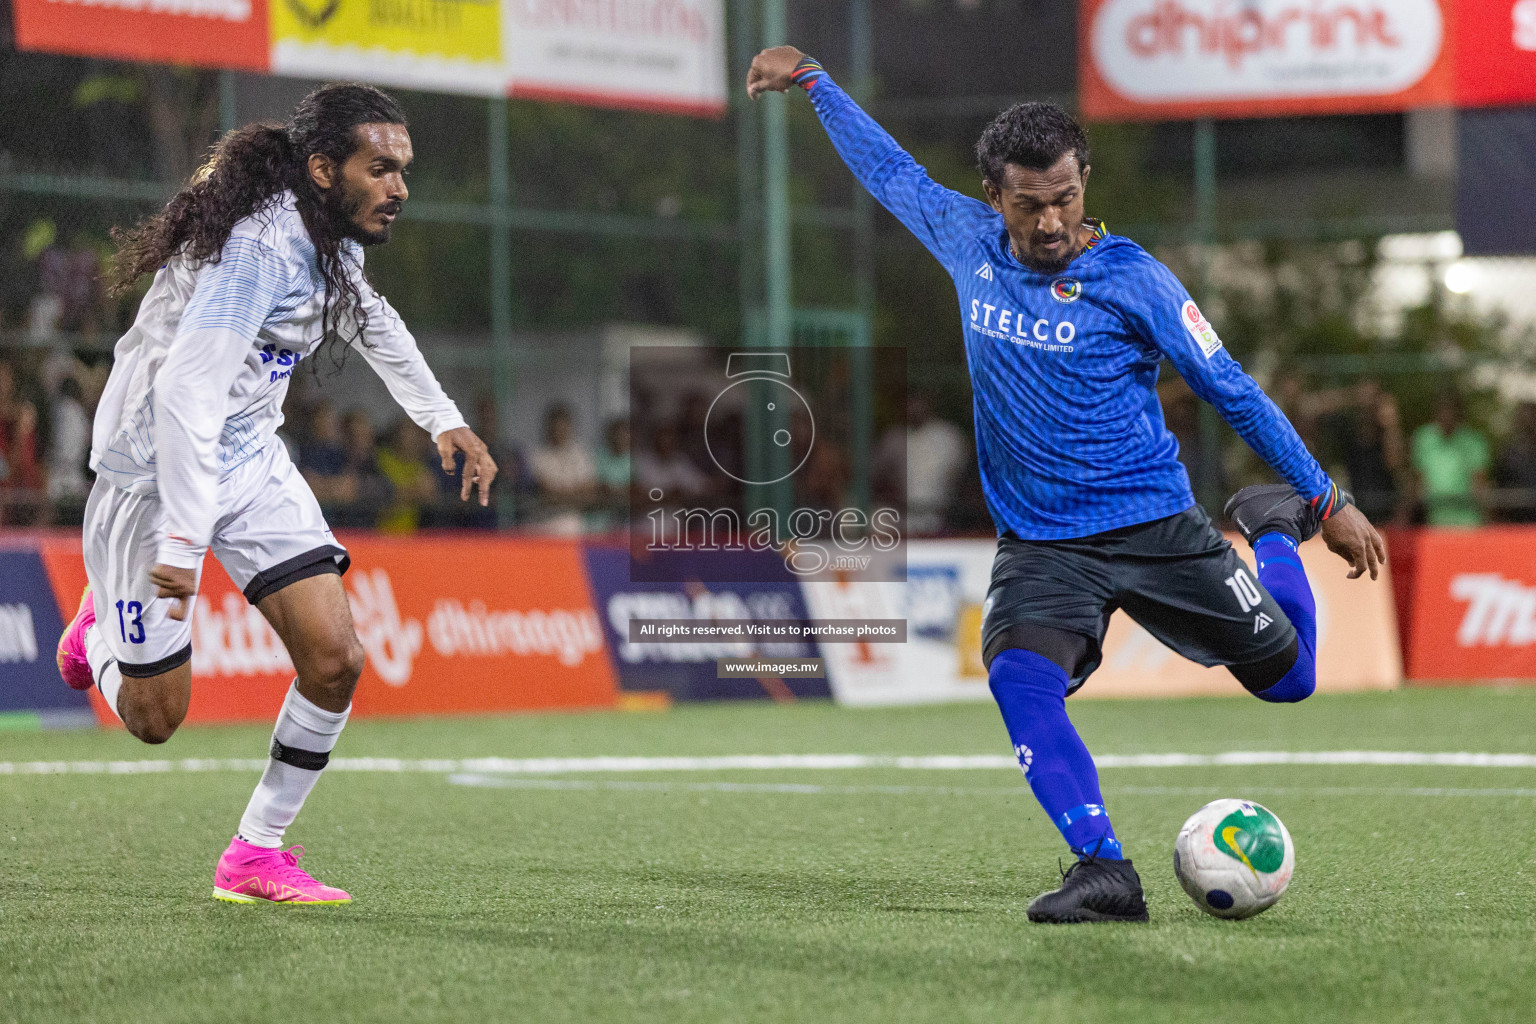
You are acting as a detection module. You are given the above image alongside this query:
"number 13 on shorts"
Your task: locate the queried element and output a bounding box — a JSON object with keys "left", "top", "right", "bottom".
{"left": 116, "top": 599, "right": 145, "bottom": 645}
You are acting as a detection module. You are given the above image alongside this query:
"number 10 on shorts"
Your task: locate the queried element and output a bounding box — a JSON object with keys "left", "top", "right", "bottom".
{"left": 1224, "top": 568, "right": 1263, "bottom": 612}
{"left": 117, "top": 600, "right": 145, "bottom": 645}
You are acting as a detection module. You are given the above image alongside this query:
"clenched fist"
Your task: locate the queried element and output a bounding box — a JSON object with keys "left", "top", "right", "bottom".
{"left": 747, "top": 45, "right": 807, "bottom": 99}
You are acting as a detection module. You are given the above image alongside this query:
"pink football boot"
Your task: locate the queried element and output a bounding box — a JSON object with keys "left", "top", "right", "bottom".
{"left": 56, "top": 587, "right": 96, "bottom": 691}
{"left": 213, "top": 837, "right": 352, "bottom": 905}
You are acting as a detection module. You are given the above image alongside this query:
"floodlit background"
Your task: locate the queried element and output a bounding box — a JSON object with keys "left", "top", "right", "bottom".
{"left": 3, "top": 4, "right": 1536, "bottom": 1020}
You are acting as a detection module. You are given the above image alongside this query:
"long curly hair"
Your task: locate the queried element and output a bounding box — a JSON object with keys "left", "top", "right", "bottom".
{"left": 109, "top": 83, "right": 409, "bottom": 371}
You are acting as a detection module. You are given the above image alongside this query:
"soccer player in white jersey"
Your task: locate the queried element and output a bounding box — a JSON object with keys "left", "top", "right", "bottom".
{"left": 54, "top": 84, "right": 497, "bottom": 905}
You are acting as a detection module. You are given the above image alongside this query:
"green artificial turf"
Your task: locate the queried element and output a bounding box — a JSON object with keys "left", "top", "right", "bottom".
{"left": 4, "top": 688, "right": 1536, "bottom": 1023}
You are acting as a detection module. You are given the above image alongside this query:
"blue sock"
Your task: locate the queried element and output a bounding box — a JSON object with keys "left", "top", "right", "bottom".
{"left": 988, "top": 649, "right": 1122, "bottom": 859}
{"left": 1252, "top": 533, "right": 1317, "bottom": 703}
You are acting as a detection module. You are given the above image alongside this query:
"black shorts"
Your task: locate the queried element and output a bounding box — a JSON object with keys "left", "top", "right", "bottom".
{"left": 981, "top": 505, "right": 1297, "bottom": 693}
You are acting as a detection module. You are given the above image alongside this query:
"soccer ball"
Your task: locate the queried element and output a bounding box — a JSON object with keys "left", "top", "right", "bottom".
{"left": 1173, "top": 799, "right": 1295, "bottom": 919}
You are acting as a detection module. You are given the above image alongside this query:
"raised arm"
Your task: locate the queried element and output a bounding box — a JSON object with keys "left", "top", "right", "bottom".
{"left": 151, "top": 238, "right": 305, "bottom": 616}
{"left": 1121, "top": 256, "right": 1384, "bottom": 577}
{"left": 747, "top": 46, "right": 994, "bottom": 275}
{"left": 343, "top": 259, "right": 497, "bottom": 506}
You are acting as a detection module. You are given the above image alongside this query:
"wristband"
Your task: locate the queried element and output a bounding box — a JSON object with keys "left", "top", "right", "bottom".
{"left": 790, "top": 57, "right": 827, "bottom": 91}
{"left": 1309, "top": 480, "right": 1350, "bottom": 521}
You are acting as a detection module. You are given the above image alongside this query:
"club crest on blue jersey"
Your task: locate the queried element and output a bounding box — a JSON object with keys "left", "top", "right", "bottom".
{"left": 1051, "top": 278, "right": 1082, "bottom": 304}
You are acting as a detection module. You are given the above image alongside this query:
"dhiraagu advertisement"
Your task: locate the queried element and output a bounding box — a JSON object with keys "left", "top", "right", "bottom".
{"left": 271, "top": 0, "right": 507, "bottom": 95}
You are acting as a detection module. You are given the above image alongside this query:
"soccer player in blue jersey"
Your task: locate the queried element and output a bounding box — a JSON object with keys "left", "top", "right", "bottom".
{"left": 749, "top": 47, "right": 1386, "bottom": 923}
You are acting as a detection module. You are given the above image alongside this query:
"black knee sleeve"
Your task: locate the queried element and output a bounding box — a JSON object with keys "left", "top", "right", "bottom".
{"left": 983, "top": 623, "right": 1093, "bottom": 678}
{"left": 1230, "top": 635, "right": 1300, "bottom": 694}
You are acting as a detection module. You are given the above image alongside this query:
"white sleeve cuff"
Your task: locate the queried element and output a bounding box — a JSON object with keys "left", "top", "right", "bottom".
{"left": 430, "top": 414, "right": 469, "bottom": 442}
{"left": 155, "top": 536, "right": 206, "bottom": 570}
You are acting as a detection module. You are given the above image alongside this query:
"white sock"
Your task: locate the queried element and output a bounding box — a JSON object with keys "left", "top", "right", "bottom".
{"left": 84, "top": 624, "right": 124, "bottom": 723}
{"left": 237, "top": 681, "right": 350, "bottom": 849}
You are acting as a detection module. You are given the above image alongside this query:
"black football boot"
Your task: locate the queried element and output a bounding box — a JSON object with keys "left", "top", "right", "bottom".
{"left": 1223, "top": 482, "right": 1351, "bottom": 547}
{"left": 1026, "top": 852, "right": 1150, "bottom": 924}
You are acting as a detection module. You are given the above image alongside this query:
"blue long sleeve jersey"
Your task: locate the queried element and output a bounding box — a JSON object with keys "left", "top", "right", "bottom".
{"left": 802, "top": 73, "right": 1331, "bottom": 540}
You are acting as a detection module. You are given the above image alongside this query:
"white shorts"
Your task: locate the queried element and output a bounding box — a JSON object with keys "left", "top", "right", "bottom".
{"left": 82, "top": 441, "right": 348, "bottom": 676}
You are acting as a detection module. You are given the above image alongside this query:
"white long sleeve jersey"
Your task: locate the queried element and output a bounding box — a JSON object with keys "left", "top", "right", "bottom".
{"left": 90, "top": 192, "right": 466, "bottom": 569}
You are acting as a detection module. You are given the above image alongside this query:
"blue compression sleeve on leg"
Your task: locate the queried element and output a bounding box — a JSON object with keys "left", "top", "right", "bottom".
{"left": 1252, "top": 533, "right": 1317, "bottom": 703}
{"left": 988, "top": 648, "right": 1122, "bottom": 859}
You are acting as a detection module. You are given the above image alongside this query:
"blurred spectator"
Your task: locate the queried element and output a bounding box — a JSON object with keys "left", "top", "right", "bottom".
{"left": 25, "top": 222, "right": 103, "bottom": 342}
{"left": 1412, "top": 392, "right": 1490, "bottom": 528}
{"left": 677, "top": 391, "right": 713, "bottom": 479}
{"left": 427, "top": 395, "right": 510, "bottom": 530}
{"left": 374, "top": 418, "right": 438, "bottom": 534}
{"left": 1270, "top": 371, "right": 1322, "bottom": 453}
{"left": 591, "top": 416, "right": 632, "bottom": 530}
{"left": 528, "top": 403, "right": 596, "bottom": 535}
{"left": 795, "top": 405, "right": 851, "bottom": 516}
{"left": 901, "top": 394, "right": 966, "bottom": 535}
{"left": 633, "top": 420, "right": 708, "bottom": 505}
{"left": 1496, "top": 402, "right": 1536, "bottom": 523}
{"left": 471, "top": 395, "right": 523, "bottom": 493}
{"left": 299, "top": 401, "right": 353, "bottom": 505}
{"left": 324, "top": 410, "right": 392, "bottom": 529}
{"left": 47, "top": 376, "right": 92, "bottom": 505}
{"left": 1317, "top": 379, "right": 1407, "bottom": 524}
{"left": 1, "top": 397, "right": 46, "bottom": 524}
{"left": 0, "top": 357, "right": 16, "bottom": 446}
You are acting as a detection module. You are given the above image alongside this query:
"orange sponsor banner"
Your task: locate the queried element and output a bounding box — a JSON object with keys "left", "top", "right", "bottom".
{"left": 37, "top": 534, "right": 616, "bottom": 725}
{"left": 1407, "top": 528, "right": 1536, "bottom": 683}
{"left": 13, "top": 0, "right": 270, "bottom": 71}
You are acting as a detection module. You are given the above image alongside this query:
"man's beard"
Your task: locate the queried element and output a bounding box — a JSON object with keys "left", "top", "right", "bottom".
{"left": 326, "top": 181, "right": 396, "bottom": 247}
{"left": 1018, "top": 247, "right": 1075, "bottom": 275}
{"left": 1013, "top": 236, "right": 1079, "bottom": 276}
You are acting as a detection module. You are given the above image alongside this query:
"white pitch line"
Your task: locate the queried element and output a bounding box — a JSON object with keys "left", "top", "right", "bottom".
{"left": 5, "top": 750, "right": 1536, "bottom": 777}
{"left": 446, "top": 776, "right": 1536, "bottom": 800}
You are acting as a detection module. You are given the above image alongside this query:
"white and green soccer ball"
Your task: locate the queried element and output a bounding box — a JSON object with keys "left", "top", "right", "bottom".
{"left": 1173, "top": 799, "right": 1295, "bottom": 919}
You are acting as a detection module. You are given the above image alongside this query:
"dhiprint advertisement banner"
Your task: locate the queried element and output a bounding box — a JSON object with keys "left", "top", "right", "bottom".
{"left": 14, "top": 0, "right": 727, "bottom": 114}
{"left": 1406, "top": 528, "right": 1536, "bottom": 682}
{"left": 1080, "top": 0, "right": 1456, "bottom": 120}
{"left": 35, "top": 534, "right": 616, "bottom": 725}
{"left": 815, "top": 538, "right": 1400, "bottom": 706}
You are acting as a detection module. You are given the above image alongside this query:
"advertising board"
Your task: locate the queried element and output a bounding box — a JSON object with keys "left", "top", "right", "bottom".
{"left": 14, "top": 0, "right": 727, "bottom": 114}
{"left": 1406, "top": 528, "right": 1536, "bottom": 682}
{"left": 1081, "top": 0, "right": 1454, "bottom": 120}
{"left": 0, "top": 544, "right": 93, "bottom": 724}
{"left": 35, "top": 534, "right": 616, "bottom": 725}
{"left": 817, "top": 537, "right": 1401, "bottom": 705}
{"left": 1079, "top": 0, "right": 1536, "bottom": 120}
{"left": 13, "top": 0, "right": 271, "bottom": 71}
{"left": 1454, "top": 0, "right": 1536, "bottom": 107}
{"left": 582, "top": 544, "right": 831, "bottom": 702}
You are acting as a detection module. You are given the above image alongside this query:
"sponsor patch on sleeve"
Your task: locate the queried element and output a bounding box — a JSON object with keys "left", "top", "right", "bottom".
{"left": 1181, "top": 300, "right": 1223, "bottom": 358}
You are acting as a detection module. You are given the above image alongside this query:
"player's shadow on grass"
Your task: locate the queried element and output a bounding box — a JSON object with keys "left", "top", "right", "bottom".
{"left": 524, "top": 862, "right": 1026, "bottom": 917}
